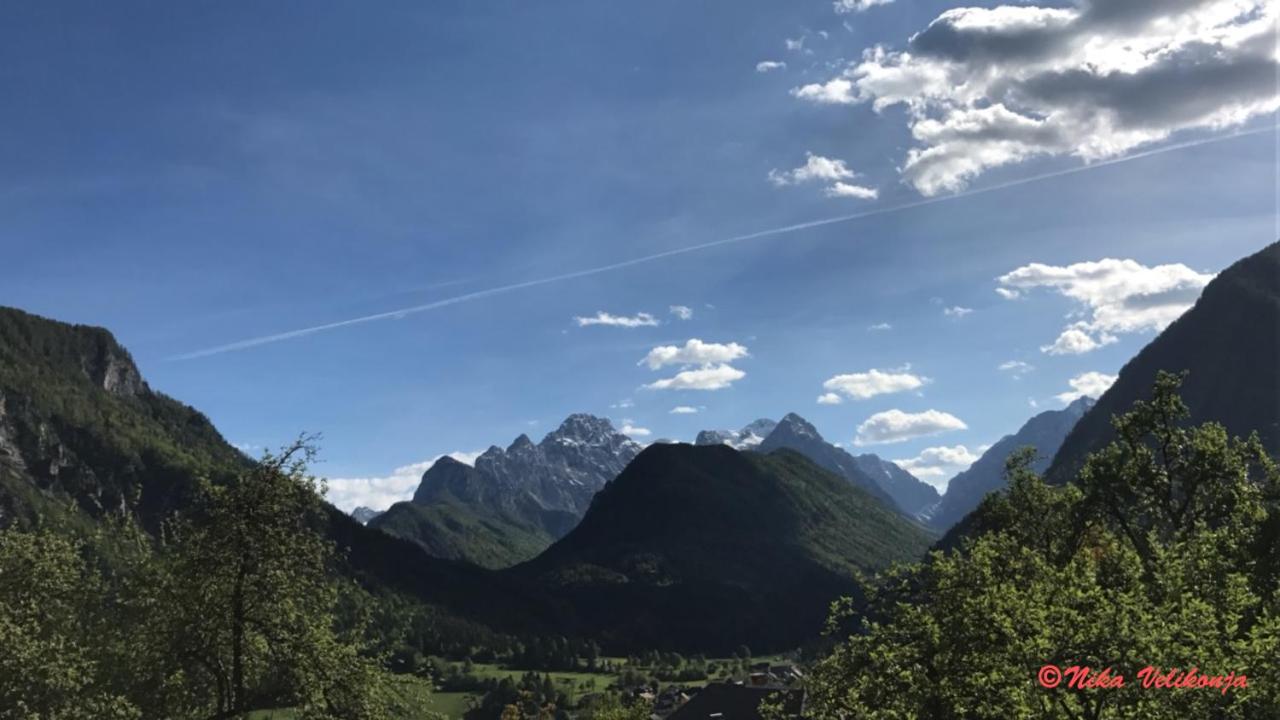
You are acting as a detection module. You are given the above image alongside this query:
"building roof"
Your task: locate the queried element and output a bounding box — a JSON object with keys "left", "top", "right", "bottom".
{"left": 666, "top": 683, "right": 802, "bottom": 720}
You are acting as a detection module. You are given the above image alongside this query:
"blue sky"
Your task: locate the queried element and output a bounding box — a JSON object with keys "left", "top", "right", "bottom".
{"left": 2, "top": 0, "right": 1276, "bottom": 510}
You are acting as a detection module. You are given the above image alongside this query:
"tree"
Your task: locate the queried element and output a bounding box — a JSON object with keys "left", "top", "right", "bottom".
{"left": 0, "top": 529, "right": 138, "bottom": 720}
{"left": 803, "top": 374, "right": 1280, "bottom": 719}
{"left": 154, "top": 439, "right": 391, "bottom": 719}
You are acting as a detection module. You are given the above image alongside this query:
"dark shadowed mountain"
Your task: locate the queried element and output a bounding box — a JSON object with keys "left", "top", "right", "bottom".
{"left": 1048, "top": 241, "right": 1280, "bottom": 481}
{"left": 371, "top": 415, "right": 642, "bottom": 567}
{"left": 755, "top": 413, "right": 902, "bottom": 511}
{"left": 513, "top": 443, "right": 935, "bottom": 653}
{"left": 853, "top": 453, "right": 940, "bottom": 518}
{"left": 928, "top": 398, "right": 1093, "bottom": 532}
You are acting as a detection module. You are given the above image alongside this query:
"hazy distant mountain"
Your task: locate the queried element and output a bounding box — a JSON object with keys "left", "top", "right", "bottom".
{"left": 371, "top": 415, "right": 643, "bottom": 568}
{"left": 928, "top": 398, "right": 1093, "bottom": 532}
{"left": 1048, "top": 241, "right": 1280, "bottom": 482}
{"left": 756, "top": 413, "right": 902, "bottom": 512}
{"left": 694, "top": 419, "right": 777, "bottom": 449}
{"left": 351, "top": 506, "right": 383, "bottom": 524}
{"left": 853, "top": 454, "right": 940, "bottom": 518}
{"left": 514, "top": 443, "right": 934, "bottom": 653}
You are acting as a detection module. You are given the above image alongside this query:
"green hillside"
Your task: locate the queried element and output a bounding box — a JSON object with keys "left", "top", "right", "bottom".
{"left": 516, "top": 443, "right": 935, "bottom": 653}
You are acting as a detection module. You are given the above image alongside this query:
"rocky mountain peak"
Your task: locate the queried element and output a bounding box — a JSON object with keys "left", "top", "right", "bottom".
{"left": 508, "top": 434, "right": 536, "bottom": 453}
{"left": 549, "top": 413, "right": 620, "bottom": 443}
{"left": 772, "top": 413, "right": 822, "bottom": 441}
{"left": 695, "top": 418, "right": 778, "bottom": 450}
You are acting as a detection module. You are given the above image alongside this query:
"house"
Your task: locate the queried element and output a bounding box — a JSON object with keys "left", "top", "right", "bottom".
{"left": 666, "top": 683, "right": 803, "bottom": 720}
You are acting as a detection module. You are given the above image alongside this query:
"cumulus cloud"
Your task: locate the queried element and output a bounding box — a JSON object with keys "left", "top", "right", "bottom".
{"left": 669, "top": 305, "right": 694, "bottom": 320}
{"left": 835, "top": 0, "right": 894, "bottom": 13}
{"left": 822, "top": 368, "right": 929, "bottom": 401}
{"left": 825, "top": 181, "right": 880, "bottom": 199}
{"left": 793, "top": 0, "right": 1280, "bottom": 195}
{"left": 817, "top": 392, "right": 844, "bottom": 405}
{"left": 640, "top": 339, "right": 749, "bottom": 370}
{"left": 1055, "top": 371, "right": 1117, "bottom": 404}
{"left": 641, "top": 339, "right": 749, "bottom": 391}
{"left": 943, "top": 305, "right": 973, "bottom": 318}
{"left": 893, "top": 444, "right": 982, "bottom": 489}
{"left": 669, "top": 405, "right": 701, "bottom": 414}
{"left": 995, "top": 287, "right": 1022, "bottom": 300}
{"left": 998, "top": 360, "right": 1034, "bottom": 378}
{"left": 575, "top": 311, "right": 659, "bottom": 328}
{"left": 769, "top": 152, "right": 878, "bottom": 200}
{"left": 998, "top": 258, "right": 1214, "bottom": 354}
{"left": 619, "top": 420, "right": 652, "bottom": 438}
{"left": 855, "top": 409, "right": 968, "bottom": 445}
{"left": 646, "top": 363, "right": 746, "bottom": 391}
{"left": 324, "top": 451, "right": 482, "bottom": 513}
{"left": 756, "top": 60, "right": 787, "bottom": 73}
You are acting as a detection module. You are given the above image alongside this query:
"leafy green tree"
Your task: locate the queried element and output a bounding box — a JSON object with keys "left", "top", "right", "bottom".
{"left": 0, "top": 529, "right": 138, "bottom": 720}
{"left": 804, "top": 373, "right": 1280, "bottom": 719}
{"left": 151, "top": 439, "right": 392, "bottom": 719}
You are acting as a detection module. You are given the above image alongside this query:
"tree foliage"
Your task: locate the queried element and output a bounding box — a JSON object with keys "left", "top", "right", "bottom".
{"left": 0, "top": 440, "right": 397, "bottom": 719}
{"left": 805, "top": 373, "right": 1280, "bottom": 719}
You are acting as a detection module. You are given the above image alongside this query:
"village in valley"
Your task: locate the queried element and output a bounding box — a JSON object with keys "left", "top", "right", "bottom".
{"left": 409, "top": 652, "right": 808, "bottom": 720}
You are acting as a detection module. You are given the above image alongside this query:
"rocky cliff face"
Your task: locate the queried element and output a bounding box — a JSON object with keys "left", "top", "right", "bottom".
{"left": 0, "top": 306, "right": 243, "bottom": 527}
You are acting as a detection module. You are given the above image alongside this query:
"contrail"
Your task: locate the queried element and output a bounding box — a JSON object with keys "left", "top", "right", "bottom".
{"left": 170, "top": 126, "right": 1274, "bottom": 361}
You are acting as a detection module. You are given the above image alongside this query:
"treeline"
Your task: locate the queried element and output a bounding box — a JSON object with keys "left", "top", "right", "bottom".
{"left": 801, "top": 374, "right": 1280, "bottom": 718}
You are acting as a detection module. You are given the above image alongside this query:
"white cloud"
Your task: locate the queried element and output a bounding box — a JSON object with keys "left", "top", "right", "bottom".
{"left": 794, "top": 0, "right": 1280, "bottom": 195}
{"left": 825, "top": 181, "right": 879, "bottom": 199}
{"left": 1055, "top": 371, "right": 1117, "bottom": 404}
{"left": 1041, "top": 326, "right": 1114, "bottom": 355}
{"left": 893, "top": 444, "right": 982, "bottom": 490}
{"left": 646, "top": 363, "right": 746, "bottom": 391}
{"left": 770, "top": 152, "right": 878, "bottom": 201}
{"left": 640, "top": 339, "right": 749, "bottom": 370}
{"left": 669, "top": 305, "right": 694, "bottom": 320}
{"left": 998, "top": 360, "right": 1034, "bottom": 378}
{"left": 834, "top": 0, "right": 893, "bottom": 13}
{"left": 999, "top": 258, "right": 1214, "bottom": 354}
{"left": 995, "top": 287, "right": 1022, "bottom": 300}
{"left": 769, "top": 152, "right": 858, "bottom": 186}
{"left": 756, "top": 60, "right": 787, "bottom": 73}
{"left": 574, "top": 311, "right": 660, "bottom": 328}
{"left": 619, "top": 420, "right": 652, "bottom": 438}
{"left": 823, "top": 368, "right": 929, "bottom": 400}
{"left": 817, "top": 392, "right": 844, "bottom": 405}
{"left": 611, "top": 398, "right": 635, "bottom": 409}
{"left": 943, "top": 305, "right": 973, "bottom": 318}
{"left": 855, "top": 409, "right": 967, "bottom": 445}
{"left": 324, "top": 451, "right": 482, "bottom": 513}
{"left": 867, "top": 322, "right": 893, "bottom": 331}
{"left": 669, "top": 405, "right": 701, "bottom": 414}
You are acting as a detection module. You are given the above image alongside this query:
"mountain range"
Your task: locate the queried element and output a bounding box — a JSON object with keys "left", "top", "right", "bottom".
{"left": 698, "top": 414, "right": 939, "bottom": 518}
{"left": 3, "top": 242, "right": 1275, "bottom": 655}
{"left": 371, "top": 416, "right": 641, "bottom": 567}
